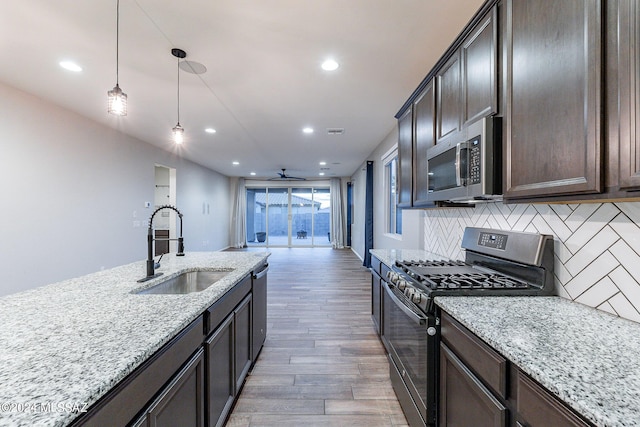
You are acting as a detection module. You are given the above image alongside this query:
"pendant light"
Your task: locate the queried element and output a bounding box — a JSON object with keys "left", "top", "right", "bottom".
{"left": 171, "top": 48, "right": 187, "bottom": 144}
{"left": 107, "top": 0, "right": 127, "bottom": 116}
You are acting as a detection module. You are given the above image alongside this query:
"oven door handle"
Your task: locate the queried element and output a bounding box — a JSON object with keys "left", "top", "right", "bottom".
{"left": 383, "top": 281, "right": 427, "bottom": 326}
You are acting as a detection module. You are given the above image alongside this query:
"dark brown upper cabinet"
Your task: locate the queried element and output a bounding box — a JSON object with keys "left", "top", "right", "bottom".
{"left": 436, "top": 53, "right": 462, "bottom": 144}
{"left": 397, "top": 107, "right": 413, "bottom": 208}
{"left": 462, "top": 6, "right": 498, "bottom": 126}
{"left": 611, "top": 0, "right": 640, "bottom": 192}
{"left": 412, "top": 80, "right": 436, "bottom": 207}
{"left": 503, "top": 0, "right": 602, "bottom": 200}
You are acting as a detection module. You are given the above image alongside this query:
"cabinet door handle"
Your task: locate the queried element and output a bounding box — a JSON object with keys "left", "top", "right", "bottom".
{"left": 253, "top": 264, "right": 269, "bottom": 280}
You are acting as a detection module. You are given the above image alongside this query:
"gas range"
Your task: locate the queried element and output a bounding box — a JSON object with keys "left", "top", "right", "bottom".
{"left": 381, "top": 227, "right": 556, "bottom": 427}
{"left": 387, "top": 228, "right": 556, "bottom": 313}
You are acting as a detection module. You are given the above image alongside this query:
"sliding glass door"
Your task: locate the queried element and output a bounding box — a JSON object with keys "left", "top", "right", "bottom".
{"left": 246, "top": 186, "right": 331, "bottom": 247}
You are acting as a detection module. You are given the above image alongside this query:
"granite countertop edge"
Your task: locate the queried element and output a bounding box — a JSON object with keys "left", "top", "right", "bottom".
{"left": 0, "top": 251, "right": 270, "bottom": 427}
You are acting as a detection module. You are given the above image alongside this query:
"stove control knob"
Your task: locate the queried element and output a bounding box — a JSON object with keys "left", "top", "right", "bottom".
{"left": 411, "top": 293, "right": 422, "bottom": 304}
{"left": 397, "top": 279, "right": 407, "bottom": 290}
{"left": 427, "top": 327, "right": 437, "bottom": 336}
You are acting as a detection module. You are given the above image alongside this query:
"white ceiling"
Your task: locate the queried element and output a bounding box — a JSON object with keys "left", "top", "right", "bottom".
{"left": 1, "top": 0, "right": 484, "bottom": 180}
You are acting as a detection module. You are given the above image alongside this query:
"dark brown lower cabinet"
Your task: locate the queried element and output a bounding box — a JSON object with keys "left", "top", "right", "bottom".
{"left": 132, "top": 349, "right": 205, "bottom": 427}
{"left": 516, "top": 372, "right": 590, "bottom": 427}
{"left": 206, "top": 314, "right": 234, "bottom": 427}
{"left": 370, "top": 269, "right": 382, "bottom": 335}
{"left": 234, "top": 294, "right": 253, "bottom": 392}
{"left": 438, "top": 310, "right": 595, "bottom": 427}
{"left": 207, "top": 287, "right": 260, "bottom": 427}
{"left": 439, "top": 343, "right": 507, "bottom": 427}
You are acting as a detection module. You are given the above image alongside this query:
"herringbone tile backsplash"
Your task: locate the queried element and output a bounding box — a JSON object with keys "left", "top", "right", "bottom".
{"left": 424, "top": 202, "right": 640, "bottom": 323}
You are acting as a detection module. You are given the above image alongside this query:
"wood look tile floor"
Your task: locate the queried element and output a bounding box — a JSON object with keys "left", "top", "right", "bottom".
{"left": 226, "top": 248, "right": 408, "bottom": 427}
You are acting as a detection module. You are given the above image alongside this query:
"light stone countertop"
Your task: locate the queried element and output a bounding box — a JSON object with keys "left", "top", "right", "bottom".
{"left": 436, "top": 296, "right": 640, "bottom": 427}
{"left": 0, "top": 251, "right": 269, "bottom": 427}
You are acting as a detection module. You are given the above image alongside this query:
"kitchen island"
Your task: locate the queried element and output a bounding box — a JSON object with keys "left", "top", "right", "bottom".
{"left": 0, "top": 251, "right": 269, "bottom": 427}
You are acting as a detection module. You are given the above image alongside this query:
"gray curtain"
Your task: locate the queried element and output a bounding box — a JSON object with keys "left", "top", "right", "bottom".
{"left": 363, "top": 161, "right": 374, "bottom": 268}
{"left": 330, "top": 178, "right": 345, "bottom": 249}
{"left": 232, "top": 178, "right": 247, "bottom": 248}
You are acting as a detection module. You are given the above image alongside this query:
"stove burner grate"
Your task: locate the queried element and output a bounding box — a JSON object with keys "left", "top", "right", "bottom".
{"left": 423, "top": 273, "right": 531, "bottom": 290}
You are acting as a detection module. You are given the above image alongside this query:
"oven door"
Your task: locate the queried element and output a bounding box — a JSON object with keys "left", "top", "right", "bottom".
{"left": 382, "top": 281, "right": 437, "bottom": 426}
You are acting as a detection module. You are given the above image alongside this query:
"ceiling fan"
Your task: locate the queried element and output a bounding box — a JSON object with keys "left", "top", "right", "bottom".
{"left": 268, "top": 168, "right": 306, "bottom": 181}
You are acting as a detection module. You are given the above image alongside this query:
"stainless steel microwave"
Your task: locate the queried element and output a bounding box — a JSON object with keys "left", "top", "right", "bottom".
{"left": 426, "top": 116, "right": 502, "bottom": 203}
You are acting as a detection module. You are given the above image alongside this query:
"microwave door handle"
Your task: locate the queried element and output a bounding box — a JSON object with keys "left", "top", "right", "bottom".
{"left": 456, "top": 141, "right": 469, "bottom": 187}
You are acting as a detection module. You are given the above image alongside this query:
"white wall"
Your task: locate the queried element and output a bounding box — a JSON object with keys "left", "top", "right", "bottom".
{"left": 350, "top": 125, "right": 424, "bottom": 260}
{"left": 0, "top": 82, "right": 230, "bottom": 296}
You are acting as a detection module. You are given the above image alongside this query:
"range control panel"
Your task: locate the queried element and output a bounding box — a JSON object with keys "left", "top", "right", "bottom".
{"left": 478, "top": 232, "right": 508, "bottom": 250}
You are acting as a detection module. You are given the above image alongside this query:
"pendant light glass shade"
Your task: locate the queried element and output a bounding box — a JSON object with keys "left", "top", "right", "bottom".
{"left": 108, "top": 84, "right": 127, "bottom": 116}
{"left": 172, "top": 123, "right": 184, "bottom": 144}
{"left": 108, "top": 0, "right": 127, "bottom": 116}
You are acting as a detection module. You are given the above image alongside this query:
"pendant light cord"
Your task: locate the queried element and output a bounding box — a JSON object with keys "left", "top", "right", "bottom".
{"left": 177, "top": 58, "right": 180, "bottom": 123}
{"left": 116, "top": 0, "right": 120, "bottom": 85}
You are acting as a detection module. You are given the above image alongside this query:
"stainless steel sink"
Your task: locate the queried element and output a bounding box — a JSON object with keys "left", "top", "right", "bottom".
{"left": 135, "top": 270, "right": 233, "bottom": 295}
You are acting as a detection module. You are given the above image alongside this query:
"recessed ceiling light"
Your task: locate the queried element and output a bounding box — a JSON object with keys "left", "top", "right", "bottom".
{"left": 321, "top": 59, "right": 339, "bottom": 71}
{"left": 59, "top": 61, "right": 82, "bottom": 72}
{"left": 250, "top": 172, "right": 256, "bottom": 176}
{"left": 303, "top": 127, "right": 314, "bottom": 134}
{"left": 319, "top": 161, "right": 327, "bottom": 166}
{"left": 205, "top": 128, "right": 216, "bottom": 134}
{"left": 319, "top": 172, "right": 325, "bottom": 176}
{"left": 232, "top": 161, "right": 240, "bottom": 165}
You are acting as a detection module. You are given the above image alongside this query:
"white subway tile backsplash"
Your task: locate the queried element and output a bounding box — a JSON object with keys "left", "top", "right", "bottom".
{"left": 575, "top": 277, "right": 618, "bottom": 307}
{"left": 609, "top": 214, "right": 640, "bottom": 256}
{"left": 597, "top": 300, "right": 618, "bottom": 316}
{"left": 564, "top": 203, "right": 599, "bottom": 231}
{"left": 564, "top": 226, "right": 619, "bottom": 276}
{"left": 534, "top": 204, "right": 573, "bottom": 240}
{"left": 608, "top": 293, "right": 640, "bottom": 323}
{"left": 424, "top": 201, "right": 640, "bottom": 323}
{"left": 564, "top": 204, "right": 618, "bottom": 252}
{"left": 616, "top": 201, "right": 640, "bottom": 223}
{"left": 564, "top": 252, "right": 618, "bottom": 299}
{"left": 609, "top": 267, "right": 640, "bottom": 312}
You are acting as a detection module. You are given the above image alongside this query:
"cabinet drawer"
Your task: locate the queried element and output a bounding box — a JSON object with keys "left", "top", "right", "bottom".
{"left": 205, "top": 274, "right": 251, "bottom": 334}
{"left": 441, "top": 311, "right": 507, "bottom": 398}
{"left": 440, "top": 343, "right": 507, "bottom": 427}
{"left": 517, "top": 372, "right": 592, "bottom": 427}
{"left": 370, "top": 256, "right": 383, "bottom": 276}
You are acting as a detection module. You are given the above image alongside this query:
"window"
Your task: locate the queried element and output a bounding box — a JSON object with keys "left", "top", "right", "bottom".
{"left": 384, "top": 152, "right": 402, "bottom": 235}
{"left": 245, "top": 186, "right": 331, "bottom": 247}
